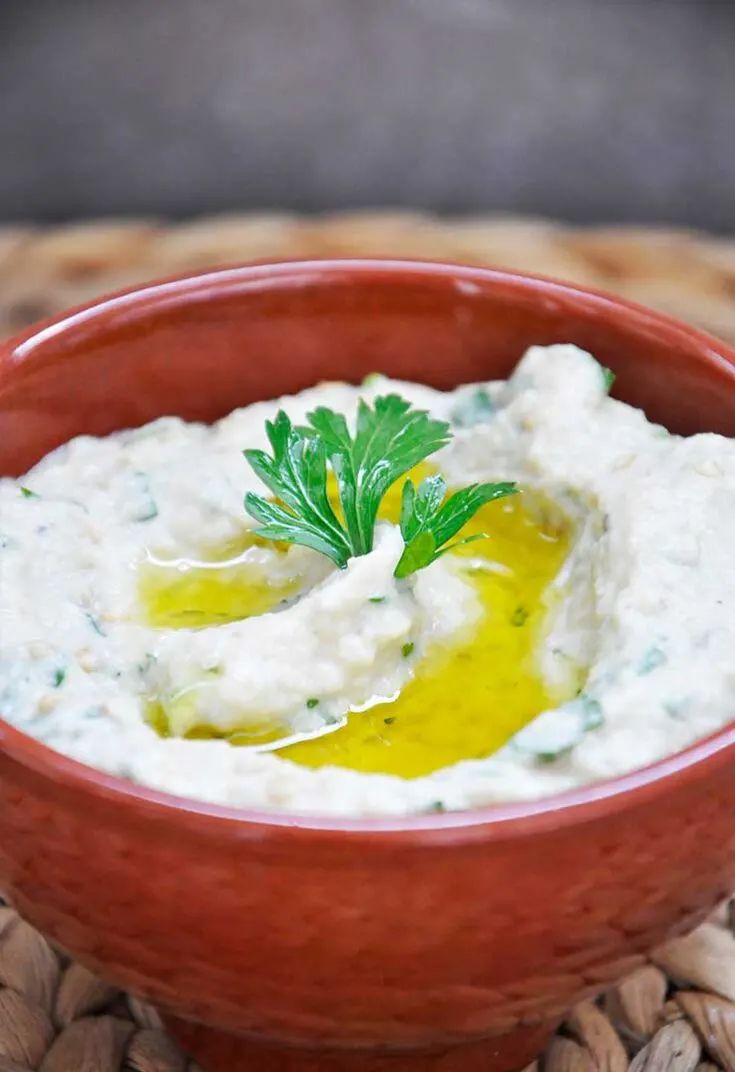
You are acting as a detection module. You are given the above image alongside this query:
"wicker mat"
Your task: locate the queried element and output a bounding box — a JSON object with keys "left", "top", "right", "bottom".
{"left": 2, "top": 898, "right": 735, "bottom": 1072}
{"left": 2, "top": 212, "right": 735, "bottom": 1071}
{"left": 0, "top": 212, "right": 734, "bottom": 344}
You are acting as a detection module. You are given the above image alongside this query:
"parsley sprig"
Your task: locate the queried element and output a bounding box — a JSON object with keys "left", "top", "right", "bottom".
{"left": 243, "top": 411, "right": 351, "bottom": 566}
{"left": 395, "top": 474, "right": 517, "bottom": 578}
{"left": 244, "top": 394, "right": 517, "bottom": 577}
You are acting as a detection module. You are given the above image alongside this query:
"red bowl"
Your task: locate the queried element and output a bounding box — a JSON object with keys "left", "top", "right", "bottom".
{"left": 2, "top": 260, "right": 735, "bottom": 1072}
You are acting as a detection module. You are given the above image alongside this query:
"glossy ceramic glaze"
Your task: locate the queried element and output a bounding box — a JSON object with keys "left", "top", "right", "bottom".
{"left": 2, "top": 261, "right": 735, "bottom": 1072}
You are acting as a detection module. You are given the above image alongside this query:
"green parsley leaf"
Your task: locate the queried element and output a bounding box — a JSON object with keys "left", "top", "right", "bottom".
{"left": 394, "top": 475, "right": 517, "bottom": 579}
{"left": 307, "top": 394, "right": 450, "bottom": 556}
{"left": 244, "top": 411, "right": 351, "bottom": 567}
{"left": 20, "top": 486, "right": 38, "bottom": 499}
{"left": 601, "top": 366, "right": 616, "bottom": 392}
{"left": 243, "top": 394, "right": 516, "bottom": 580}
{"left": 395, "top": 530, "right": 438, "bottom": 578}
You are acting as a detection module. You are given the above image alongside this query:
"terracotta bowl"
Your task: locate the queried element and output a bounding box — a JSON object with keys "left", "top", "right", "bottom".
{"left": 2, "top": 260, "right": 735, "bottom": 1072}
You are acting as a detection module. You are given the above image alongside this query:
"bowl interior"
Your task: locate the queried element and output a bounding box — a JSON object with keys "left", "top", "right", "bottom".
{"left": 2, "top": 259, "right": 735, "bottom": 479}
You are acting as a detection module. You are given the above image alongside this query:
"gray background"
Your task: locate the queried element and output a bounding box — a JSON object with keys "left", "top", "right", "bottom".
{"left": 1, "top": 0, "right": 734, "bottom": 230}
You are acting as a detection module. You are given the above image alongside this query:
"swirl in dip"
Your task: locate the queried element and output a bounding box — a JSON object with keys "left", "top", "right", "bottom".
{"left": 1, "top": 345, "right": 732, "bottom": 816}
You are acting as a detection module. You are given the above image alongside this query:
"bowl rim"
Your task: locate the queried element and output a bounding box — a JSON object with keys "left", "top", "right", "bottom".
{"left": 3, "top": 255, "right": 735, "bottom": 844}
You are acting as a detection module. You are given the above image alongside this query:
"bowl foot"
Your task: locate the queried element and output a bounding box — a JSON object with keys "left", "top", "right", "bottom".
{"left": 164, "top": 1015, "right": 554, "bottom": 1072}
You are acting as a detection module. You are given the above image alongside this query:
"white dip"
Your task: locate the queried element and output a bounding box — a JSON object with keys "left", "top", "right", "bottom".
{"left": 1, "top": 345, "right": 733, "bottom": 816}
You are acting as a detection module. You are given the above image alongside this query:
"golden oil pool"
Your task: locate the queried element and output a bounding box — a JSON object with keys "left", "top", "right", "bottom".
{"left": 140, "top": 491, "right": 572, "bottom": 776}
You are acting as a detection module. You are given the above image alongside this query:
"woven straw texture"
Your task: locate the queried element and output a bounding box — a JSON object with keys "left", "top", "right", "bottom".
{"left": 1, "top": 212, "right": 735, "bottom": 1069}
{"left": 0, "top": 212, "right": 734, "bottom": 344}
{"left": 2, "top": 897, "right": 735, "bottom": 1071}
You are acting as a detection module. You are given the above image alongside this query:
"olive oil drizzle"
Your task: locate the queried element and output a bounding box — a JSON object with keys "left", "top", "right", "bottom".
{"left": 279, "top": 494, "right": 571, "bottom": 776}
{"left": 139, "top": 490, "right": 573, "bottom": 778}
{"left": 139, "top": 538, "right": 301, "bottom": 629}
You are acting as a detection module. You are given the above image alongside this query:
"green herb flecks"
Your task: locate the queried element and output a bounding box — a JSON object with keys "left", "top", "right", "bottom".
{"left": 511, "top": 605, "right": 529, "bottom": 627}
{"left": 664, "top": 697, "right": 688, "bottom": 720}
{"left": 244, "top": 395, "right": 517, "bottom": 579}
{"left": 131, "top": 472, "right": 158, "bottom": 522}
{"left": 638, "top": 646, "right": 667, "bottom": 675}
{"left": 401, "top": 642, "right": 415, "bottom": 658}
{"left": 577, "top": 695, "right": 604, "bottom": 730}
{"left": 20, "top": 486, "right": 39, "bottom": 499}
{"left": 306, "top": 697, "right": 319, "bottom": 709}
{"left": 51, "top": 667, "right": 66, "bottom": 688}
{"left": 451, "top": 388, "right": 496, "bottom": 428}
{"left": 511, "top": 694, "right": 604, "bottom": 764}
{"left": 601, "top": 367, "right": 616, "bottom": 393}
{"left": 137, "top": 652, "right": 158, "bottom": 677}
{"left": 84, "top": 611, "right": 107, "bottom": 637}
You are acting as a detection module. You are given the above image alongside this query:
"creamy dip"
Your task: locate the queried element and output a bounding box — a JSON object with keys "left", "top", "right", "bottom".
{"left": 1, "top": 345, "right": 733, "bottom": 816}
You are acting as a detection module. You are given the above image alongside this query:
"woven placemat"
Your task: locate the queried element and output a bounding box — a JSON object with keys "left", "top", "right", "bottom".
{"left": 0, "top": 212, "right": 734, "bottom": 344}
{"left": 1, "top": 896, "right": 735, "bottom": 1072}
{"left": 2, "top": 212, "right": 735, "bottom": 1070}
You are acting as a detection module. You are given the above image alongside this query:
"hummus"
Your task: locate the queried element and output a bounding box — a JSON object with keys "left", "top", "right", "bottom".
{"left": 1, "top": 344, "right": 733, "bottom": 816}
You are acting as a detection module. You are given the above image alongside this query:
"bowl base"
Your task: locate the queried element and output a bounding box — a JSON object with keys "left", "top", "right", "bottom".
{"left": 164, "top": 1015, "right": 554, "bottom": 1072}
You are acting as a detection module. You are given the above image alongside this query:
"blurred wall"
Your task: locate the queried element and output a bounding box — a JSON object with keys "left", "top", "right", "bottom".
{"left": 1, "top": 0, "right": 733, "bottom": 229}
